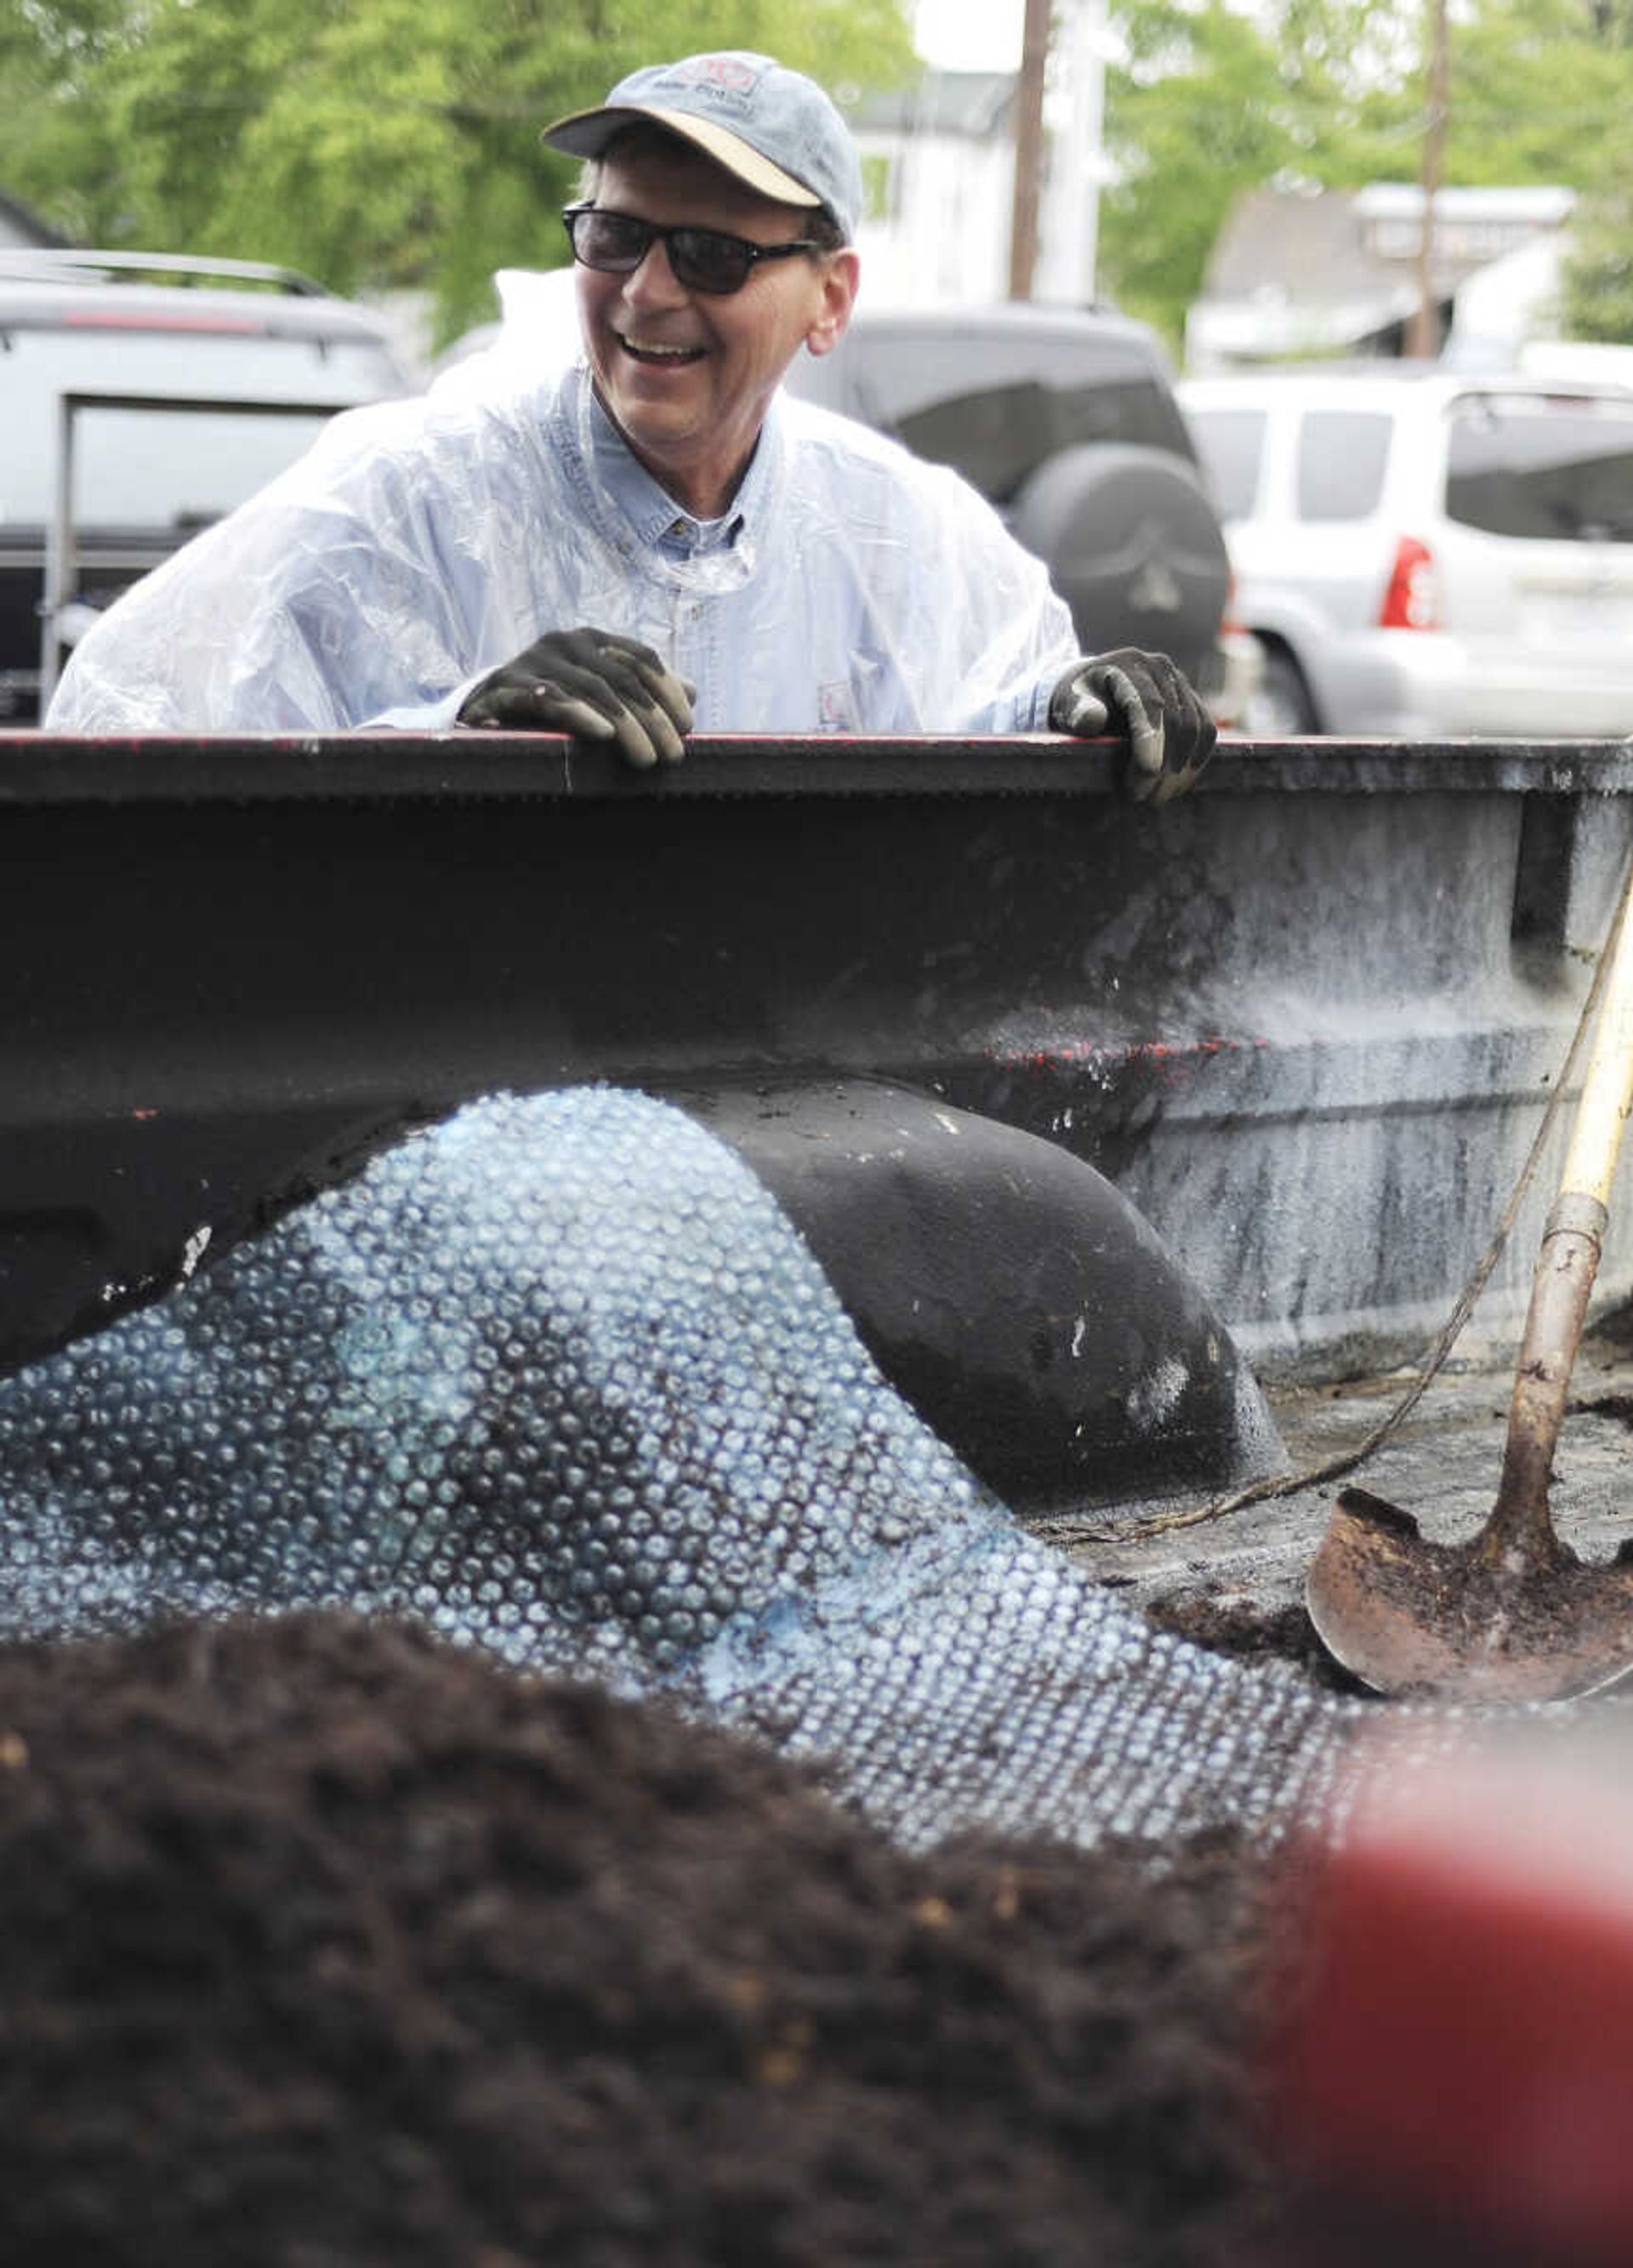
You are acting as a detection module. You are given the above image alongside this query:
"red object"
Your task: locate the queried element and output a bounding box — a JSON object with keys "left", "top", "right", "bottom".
{"left": 64, "top": 310, "right": 265, "bottom": 333}
{"left": 1274, "top": 1729, "right": 1633, "bottom": 2265}
{"left": 1220, "top": 566, "right": 1247, "bottom": 637}
{"left": 1377, "top": 535, "right": 1442, "bottom": 629}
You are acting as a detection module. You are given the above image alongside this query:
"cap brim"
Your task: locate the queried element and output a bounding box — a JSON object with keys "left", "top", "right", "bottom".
{"left": 541, "top": 104, "right": 822, "bottom": 211}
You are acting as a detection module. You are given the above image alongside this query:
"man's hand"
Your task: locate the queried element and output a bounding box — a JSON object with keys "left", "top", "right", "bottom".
{"left": 1049, "top": 648, "right": 1217, "bottom": 804}
{"left": 458, "top": 628, "right": 695, "bottom": 770}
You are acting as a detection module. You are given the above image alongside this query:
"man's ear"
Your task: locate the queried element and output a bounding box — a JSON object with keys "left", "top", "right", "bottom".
{"left": 805, "top": 248, "right": 860, "bottom": 359}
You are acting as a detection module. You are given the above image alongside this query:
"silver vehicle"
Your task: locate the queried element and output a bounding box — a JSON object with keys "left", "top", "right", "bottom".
{"left": 0, "top": 250, "right": 412, "bottom": 721}
{"left": 1180, "top": 366, "right": 1633, "bottom": 736}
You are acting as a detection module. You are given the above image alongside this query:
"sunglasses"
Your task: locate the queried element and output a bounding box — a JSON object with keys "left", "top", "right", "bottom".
{"left": 562, "top": 203, "right": 824, "bottom": 296}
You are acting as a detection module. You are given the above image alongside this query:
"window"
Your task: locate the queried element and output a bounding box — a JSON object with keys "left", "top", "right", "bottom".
{"left": 851, "top": 329, "right": 1196, "bottom": 504}
{"left": 1185, "top": 406, "right": 1266, "bottom": 521}
{"left": 0, "top": 327, "right": 401, "bottom": 530}
{"left": 1446, "top": 393, "right": 1633, "bottom": 542}
{"left": 1295, "top": 410, "right": 1392, "bottom": 521}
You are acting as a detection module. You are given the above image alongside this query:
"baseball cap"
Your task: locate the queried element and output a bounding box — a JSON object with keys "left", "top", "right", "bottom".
{"left": 543, "top": 51, "right": 863, "bottom": 244}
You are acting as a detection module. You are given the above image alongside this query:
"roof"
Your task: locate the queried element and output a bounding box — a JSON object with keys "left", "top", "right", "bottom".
{"left": 0, "top": 249, "right": 405, "bottom": 366}
{"left": 1191, "top": 180, "right": 1578, "bottom": 367}
{"left": 1203, "top": 182, "right": 1574, "bottom": 310}
{"left": 1352, "top": 183, "right": 1577, "bottom": 228}
{"left": 842, "top": 69, "right": 1013, "bottom": 139}
{"left": 1180, "top": 363, "right": 1626, "bottom": 404}
{"left": 1203, "top": 185, "right": 1385, "bottom": 308}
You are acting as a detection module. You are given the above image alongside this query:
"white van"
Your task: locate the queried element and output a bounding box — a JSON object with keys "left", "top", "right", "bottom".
{"left": 1179, "top": 366, "right": 1633, "bottom": 736}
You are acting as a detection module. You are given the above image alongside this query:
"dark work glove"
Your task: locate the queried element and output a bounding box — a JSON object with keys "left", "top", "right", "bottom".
{"left": 458, "top": 628, "right": 695, "bottom": 770}
{"left": 1049, "top": 648, "right": 1217, "bottom": 804}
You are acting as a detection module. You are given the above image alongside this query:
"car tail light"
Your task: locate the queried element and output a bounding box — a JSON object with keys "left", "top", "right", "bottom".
{"left": 1220, "top": 565, "right": 1245, "bottom": 634}
{"left": 1376, "top": 535, "right": 1442, "bottom": 630}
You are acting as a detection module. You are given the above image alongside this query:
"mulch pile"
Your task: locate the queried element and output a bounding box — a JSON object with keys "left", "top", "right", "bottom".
{"left": 1145, "top": 1589, "right": 1374, "bottom": 1697}
{"left": 0, "top": 1611, "right": 1311, "bottom": 2267}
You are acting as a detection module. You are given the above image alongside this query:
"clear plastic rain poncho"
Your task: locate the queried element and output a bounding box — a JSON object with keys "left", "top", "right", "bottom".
{"left": 47, "top": 338, "right": 1081, "bottom": 739}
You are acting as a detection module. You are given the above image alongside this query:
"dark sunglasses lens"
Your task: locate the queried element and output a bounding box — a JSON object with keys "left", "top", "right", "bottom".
{"left": 566, "top": 210, "right": 758, "bottom": 293}
{"left": 668, "top": 229, "right": 753, "bottom": 293}
{"left": 572, "top": 212, "right": 650, "bottom": 271}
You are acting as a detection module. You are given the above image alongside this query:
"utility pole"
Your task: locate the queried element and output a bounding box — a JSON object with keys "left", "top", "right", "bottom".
{"left": 1008, "top": 0, "right": 1050, "bottom": 300}
{"left": 1408, "top": 0, "right": 1450, "bottom": 358}
{"left": 1036, "top": 0, "right": 1108, "bottom": 305}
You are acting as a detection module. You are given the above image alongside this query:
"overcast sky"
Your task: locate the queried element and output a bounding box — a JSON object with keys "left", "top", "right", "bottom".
{"left": 913, "top": 0, "right": 1025, "bottom": 71}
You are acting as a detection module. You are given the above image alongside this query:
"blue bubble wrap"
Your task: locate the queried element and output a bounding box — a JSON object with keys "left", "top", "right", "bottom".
{"left": 0, "top": 1087, "right": 1363, "bottom": 1848}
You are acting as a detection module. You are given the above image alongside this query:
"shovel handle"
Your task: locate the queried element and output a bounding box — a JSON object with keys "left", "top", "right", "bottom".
{"left": 1560, "top": 875, "right": 1633, "bottom": 1209}
{"left": 1488, "top": 861, "right": 1633, "bottom": 1560}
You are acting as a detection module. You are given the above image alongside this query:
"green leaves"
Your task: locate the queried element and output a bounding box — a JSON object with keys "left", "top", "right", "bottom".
{"left": 1100, "top": 0, "right": 1310, "bottom": 345}
{"left": 0, "top": 0, "right": 913, "bottom": 349}
{"left": 1099, "top": 0, "right": 1633, "bottom": 350}
{"left": 1563, "top": 152, "right": 1633, "bottom": 340}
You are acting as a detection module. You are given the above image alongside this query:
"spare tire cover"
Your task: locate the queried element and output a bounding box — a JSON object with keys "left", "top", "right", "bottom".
{"left": 660, "top": 1077, "right": 1281, "bottom": 1516}
{"left": 1010, "top": 442, "right": 1229, "bottom": 685}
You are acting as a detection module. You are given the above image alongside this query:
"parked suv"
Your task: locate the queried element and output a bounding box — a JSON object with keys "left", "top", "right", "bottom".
{"left": 1180, "top": 365, "right": 1633, "bottom": 736}
{"left": 782, "top": 302, "right": 1252, "bottom": 719}
{"left": 0, "top": 249, "right": 413, "bottom": 721}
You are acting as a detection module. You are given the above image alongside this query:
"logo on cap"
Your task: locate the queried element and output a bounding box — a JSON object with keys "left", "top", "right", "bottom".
{"left": 673, "top": 56, "right": 760, "bottom": 95}
{"left": 663, "top": 54, "right": 765, "bottom": 114}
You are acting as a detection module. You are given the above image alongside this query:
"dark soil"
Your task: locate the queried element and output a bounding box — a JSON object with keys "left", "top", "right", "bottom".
{"left": 0, "top": 1611, "right": 1301, "bottom": 2268}
{"left": 1143, "top": 1589, "right": 1374, "bottom": 1698}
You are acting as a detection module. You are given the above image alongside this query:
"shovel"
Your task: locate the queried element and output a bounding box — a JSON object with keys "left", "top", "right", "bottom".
{"left": 1306, "top": 861, "right": 1633, "bottom": 1702}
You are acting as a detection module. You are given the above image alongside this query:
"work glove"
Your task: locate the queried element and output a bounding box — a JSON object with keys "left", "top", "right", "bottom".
{"left": 458, "top": 628, "right": 695, "bottom": 770}
{"left": 1049, "top": 648, "right": 1217, "bottom": 804}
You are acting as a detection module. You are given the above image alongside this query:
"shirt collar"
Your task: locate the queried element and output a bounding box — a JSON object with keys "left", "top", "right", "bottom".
{"left": 585, "top": 381, "right": 775, "bottom": 557}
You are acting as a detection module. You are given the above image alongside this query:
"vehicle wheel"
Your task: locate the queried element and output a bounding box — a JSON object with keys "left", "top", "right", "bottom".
{"left": 1245, "top": 645, "right": 1318, "bottom": 735}
{"left": 1009, "top": 442, "right": 1230, "bottom": 691}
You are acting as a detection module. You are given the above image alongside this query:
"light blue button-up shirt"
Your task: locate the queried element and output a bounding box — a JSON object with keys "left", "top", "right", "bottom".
{"left": 588, "top": 393, "right": 744, "bottom": 565}
{"left": 48, "top": 358, "right": 1079, "bottom": 737}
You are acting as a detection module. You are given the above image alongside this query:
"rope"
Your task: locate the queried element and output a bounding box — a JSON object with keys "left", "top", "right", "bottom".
{"left": 1098, "top": 861, "right": 1633, "bottom": 1545}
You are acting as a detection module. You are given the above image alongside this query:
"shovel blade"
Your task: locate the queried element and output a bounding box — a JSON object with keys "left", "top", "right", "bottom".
{"left": 1306, "top": 1486, "right": 1633, "bottom": 1703}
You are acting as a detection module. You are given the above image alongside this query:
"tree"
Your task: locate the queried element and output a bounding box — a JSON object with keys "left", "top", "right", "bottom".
{"left": 0, "top": 0, "right": 134, "bottom": 244}
{"left": 1095, "top": 0, "right": 1633, "bottom": 351}
{"left": 1562, "top": 160, "right": 1633, "bottom": 340}
{"left": 1096, "top": 0, "right": 1414, "bottom": 346}
{"left": 0, "top": 0, "right": 913, "bottom": 344}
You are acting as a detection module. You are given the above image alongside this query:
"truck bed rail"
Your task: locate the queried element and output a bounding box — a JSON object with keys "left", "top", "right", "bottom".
{"left": 4, "top": 730, "right": 1631, "bottom": 1376}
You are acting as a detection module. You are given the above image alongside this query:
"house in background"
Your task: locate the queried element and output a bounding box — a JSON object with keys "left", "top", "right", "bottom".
{"left": 1185, "top": 180, "right": 1576, "bottom": 371}
{"left": 839, "top": 13, "right": 1112, "bottom": 312}
{"left": 841, "top": 71, "right": 1018, "bottom": 307}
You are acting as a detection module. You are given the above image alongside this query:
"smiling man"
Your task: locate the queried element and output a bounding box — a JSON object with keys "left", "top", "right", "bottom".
{"left": 48, "top": 49, "right": 1215, "bottom": 799}
{"left": 562, "top": 137, "right": 855, "bottom": 523}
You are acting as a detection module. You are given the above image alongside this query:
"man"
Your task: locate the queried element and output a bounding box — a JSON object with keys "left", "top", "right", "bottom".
{"left": 48, "top": 49, "right": 1215, "bottom": 800}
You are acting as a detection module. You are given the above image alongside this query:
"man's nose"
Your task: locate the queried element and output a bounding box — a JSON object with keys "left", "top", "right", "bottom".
{"left": 621, "top": 236, "right": 688, "bottom": 308}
